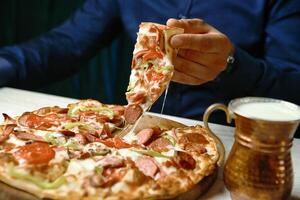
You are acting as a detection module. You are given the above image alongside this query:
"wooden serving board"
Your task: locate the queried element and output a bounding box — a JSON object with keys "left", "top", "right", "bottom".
{"left": 0, "top": 114, "right": 223, "bottom": 200}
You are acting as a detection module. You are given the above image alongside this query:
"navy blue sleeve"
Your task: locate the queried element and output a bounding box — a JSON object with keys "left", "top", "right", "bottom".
{"left": 0, "top": 0, "right": 121, "bottom": 88}
{"left": 218, "top": 0, "right": 300, "bottom": 104}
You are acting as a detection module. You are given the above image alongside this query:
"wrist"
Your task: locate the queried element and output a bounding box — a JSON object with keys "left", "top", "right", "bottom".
{"left": 224, "top": 46, "right": 235, "bottom": 74}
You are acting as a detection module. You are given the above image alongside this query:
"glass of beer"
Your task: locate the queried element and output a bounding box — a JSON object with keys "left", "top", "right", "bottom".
{"left": 203, "top": 97, "right": 300, "bottom": 200}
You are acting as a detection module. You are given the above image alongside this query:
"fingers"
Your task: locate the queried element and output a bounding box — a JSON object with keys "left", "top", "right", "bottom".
{"left": 178, "top": 49, "right": 227, "bottom": 71}
{"left": 171, "top": 33, "right": 230, "bottom": 53}
{"left": 172, "top": 70, "right": 206, "bottom": 85}
{"left": 173, "top": 56, "right": 217, "bottom": 82}
{"left": 167, "top": 18, "right": 211, "bottom": 34}
{"left": 167, "top": 18, "right": 233, "bottom": 86}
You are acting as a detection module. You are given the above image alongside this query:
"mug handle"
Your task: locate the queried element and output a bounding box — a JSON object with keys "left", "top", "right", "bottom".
{"left": 203, "top": 103, "right": 232, "bottom": 166}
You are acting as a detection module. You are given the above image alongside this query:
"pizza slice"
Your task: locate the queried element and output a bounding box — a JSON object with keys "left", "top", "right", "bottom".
{"left": 126, "top": 22, "right": 184, "bottom": 111}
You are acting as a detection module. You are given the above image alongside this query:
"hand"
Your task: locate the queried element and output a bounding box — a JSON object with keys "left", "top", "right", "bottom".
{"left": 167, "top": 18, "right": 234, "bottom": 85}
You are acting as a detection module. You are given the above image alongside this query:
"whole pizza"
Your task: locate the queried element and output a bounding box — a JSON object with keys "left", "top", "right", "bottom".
{"left": 0, "top": 22, "right": 222, "bottom": 200}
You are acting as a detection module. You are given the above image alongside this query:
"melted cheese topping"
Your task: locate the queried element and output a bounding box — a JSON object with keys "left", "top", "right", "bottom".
{"left": 111, "top": 181, "right": 130, "bottom": 193}
{"left": 122, "top": 132, "right": 137, "bottom": 144}
{"left": 50, "top": 150, "right": 69, "bottom": 165}
{"left": 65, "top": 159, "right": 97, "bottom": 177}
{"left": 6, "top": 136, "right": 26, "bottom": 146}
{"left": 34, "top": 130, "right": 63, "bottom": 138}
{"left": 117, "top": 149, "right": 140, "bottom": 161}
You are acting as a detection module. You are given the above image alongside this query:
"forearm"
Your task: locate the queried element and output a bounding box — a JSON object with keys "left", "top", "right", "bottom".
{"left": 218, "top": 47, "right": 300, "bottom": 104}
{"left": 0, "top": 0, "right": 120, "bottom": 88}
{"left": 217, "top": 0, "right": 300, "bottom": 105}
{"left": 0, "top": 57, "right": 16, "bottom": 86}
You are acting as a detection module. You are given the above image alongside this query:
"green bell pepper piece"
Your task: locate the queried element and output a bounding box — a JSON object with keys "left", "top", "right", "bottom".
{"left": 68, "top": 105, "right": 114, "bottom": 119}
{"left": 162, "top": 134, "right": 176, "bottom": 146}
{"left": 44, "top": 133, "right": 66, "bottom": 146}
{"left": 64, "top": 122, "right": 92, "bottom": 130}
{"left": 94, "top": 166, "right": 103, "bottom": 174}
{"left": 130, "top": 148, "right": 170, "bottom": 158}
{"left": 8, "top": 164, "right": 66, "bottom": 189}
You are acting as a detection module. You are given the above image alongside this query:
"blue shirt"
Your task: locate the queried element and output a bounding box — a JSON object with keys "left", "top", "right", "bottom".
{"left": 1, "top": 0, "right": 300, "bottom": 136}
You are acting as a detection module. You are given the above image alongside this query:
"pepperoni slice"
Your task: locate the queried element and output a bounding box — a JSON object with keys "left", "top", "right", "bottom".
{"left": 85, "top": 134, "right": 102, "bottom": 143}
{"left": 0, "top": 124, "right": 16, "bottom": 143}
{"left": 18, "top": 112, "right": 40, "bottom": 128}
{"left": 99, "top": 156, "right": 124, "bottom": 168}
{"left": 179, "top": 133, "right": 208, "bottom": 145}
{"left": 113, "top": 138, "right": 132, "bottom": 149}
{"left": 14, "top": 142, "right": 55, "bottom": 165}
{"left": 111, "top": 105, "right": 125, "bottom": 116}
{"left": 147, "top": 137, "right": 171, "bottom": 152}
{"left": 152, "top": 126, "right": 164, "bottom": 136}
{"left": 98, "top": 139, "right": 115, "bottom": 148}
{"left": 134, "top": 49, "right": 149, "bottom": 60}
{"left": 139, "top": 35, "right": 157, "bottom": 50}
{"left": 15, "top": 132, "right": 45, "bottom": 142}
{"left": 135, "top": 156, "right": 158, "bottom": 178}
{"left": 79, "top": 111, "right": 110, "bottom": 124}
{"left": 96, "top": 124, "right": 112, "bottom": 138}
{"left": 136, "top": 128, "right": 154, "bottom": 145}
{"left": 174, "top": 151, "right": 196, "bottom": 170}
{"left": 124, "top": 104, "right": 143, "bottom": 124}
{"left": 143, "top": 50, "right": 163, "bottom": 62}
{"left": 149, "top": 24, "right": 161, "bottom": 42}
{"left": 184, "top": 143, "right": 207, "bottom": 154}
{"left": 98, "top": 138, "right": 132, "bottom": 149}
{"left": 60, "top": 130, "right": 76, "bottom": 137}
{"left": 96, "top": 115, "right": 111, "bottom": 124}
{"left": 74, "top": 134, "right": 88, "bottom": 145}
{"left": 126, "top": 91, "right": 146, "bottom": 105}
{"left": 68, "top": 151, "right": 90, "bottom": 159}
{"left": 146, "top": 68, "right": 164, "bottom": 83}
{"left": 18, "top": 112, "right": 58, "bottom": 130}
{"left": 35, "top": 106, "right": 68, "bottom": 115}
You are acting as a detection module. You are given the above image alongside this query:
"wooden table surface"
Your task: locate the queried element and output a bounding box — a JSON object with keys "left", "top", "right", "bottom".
{"left": 0, "top": 87, "right": 299, "bottom": 200}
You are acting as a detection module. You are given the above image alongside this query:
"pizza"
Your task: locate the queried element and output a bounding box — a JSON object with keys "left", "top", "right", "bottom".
{"left": 0, "top": 101, "right": 219, "bottom": 199}
{"left": 0, "top": 22, "right": 221, "bottom": 199}
{"left": 126, "top": 22, "right": 184, "bottom": 111}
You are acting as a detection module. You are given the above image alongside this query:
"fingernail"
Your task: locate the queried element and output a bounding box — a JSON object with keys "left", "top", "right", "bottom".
{"left": 171, "top": 36, "right": 183, "bottom": 47}
{"left": 167, "top": 18, "right": 177, "bottom": 26}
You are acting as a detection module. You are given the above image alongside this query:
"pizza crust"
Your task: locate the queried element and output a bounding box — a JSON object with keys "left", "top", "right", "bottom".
{"left": 0, "top": 166, "right": 72, "bottom": 200}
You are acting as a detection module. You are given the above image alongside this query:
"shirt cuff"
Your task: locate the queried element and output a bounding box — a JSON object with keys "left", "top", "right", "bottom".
{"left": 216, "top": 47, "right": 265, "bottom": 99}
{"left": 0, "top": 57, "right": 15, "bottom": 86}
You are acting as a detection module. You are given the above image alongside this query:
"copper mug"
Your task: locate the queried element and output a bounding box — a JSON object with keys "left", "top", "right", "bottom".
{"left": 203, "top": 97, "right": 300, "bottom": 200}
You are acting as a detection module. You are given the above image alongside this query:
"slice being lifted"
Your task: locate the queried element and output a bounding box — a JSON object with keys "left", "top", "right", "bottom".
{"left": 126, "top": 22, "right": 184, "bottom": 111}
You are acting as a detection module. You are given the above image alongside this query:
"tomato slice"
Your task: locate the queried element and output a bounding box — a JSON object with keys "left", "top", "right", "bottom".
{"left": 98, "top": 139, "right": 115, "bottom": 148}
{"left": 98, "top": 138, "right": 132, "bottom": 149}
{"left": 14, "top": 142, "right": 55, "bottom": 165}
{"left": 113, "top": 138, "right": 132, "bottom": 149}
{"left": 143, "top": 50, "right": 163, "bottom": 62}
{"left": 18, "top": 113, "right": 58, "bottom": 130}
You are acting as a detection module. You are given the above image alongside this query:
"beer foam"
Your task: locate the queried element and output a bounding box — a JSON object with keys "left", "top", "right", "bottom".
{"left": 234, "top": 102, "right": 300, "bottom": 121}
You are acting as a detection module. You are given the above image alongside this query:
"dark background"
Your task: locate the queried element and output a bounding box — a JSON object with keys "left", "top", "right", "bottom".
{"left": 0, "top": 0, "right": 132, "bottom": 105}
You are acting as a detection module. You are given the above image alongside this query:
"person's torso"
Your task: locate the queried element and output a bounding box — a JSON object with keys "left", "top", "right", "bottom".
{"left": 117, "top": 0, "right": 268, "bottom": 123}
